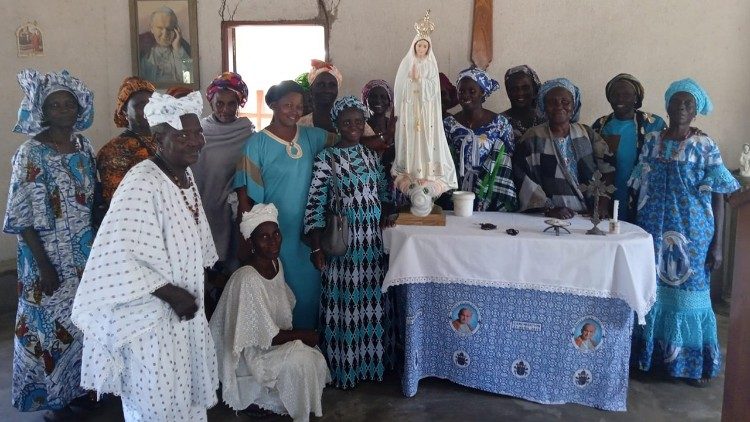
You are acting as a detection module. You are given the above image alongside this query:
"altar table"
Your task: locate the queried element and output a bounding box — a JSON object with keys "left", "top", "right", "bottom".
{"left": 382, "top": 213, "right": 656, "bottom": 410}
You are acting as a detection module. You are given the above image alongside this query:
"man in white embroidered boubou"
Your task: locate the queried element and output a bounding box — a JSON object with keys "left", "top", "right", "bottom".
{"left": 73, "top": 91, "right": 220, "bottom": 421}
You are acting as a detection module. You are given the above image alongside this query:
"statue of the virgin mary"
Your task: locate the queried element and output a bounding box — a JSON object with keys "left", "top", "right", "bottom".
{"left": 392, "top": 10, "right": 458, "bottom": 216}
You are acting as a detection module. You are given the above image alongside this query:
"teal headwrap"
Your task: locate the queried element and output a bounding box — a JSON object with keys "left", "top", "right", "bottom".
{"left": 664, "top": 78, "right": 713, "bottom": 116}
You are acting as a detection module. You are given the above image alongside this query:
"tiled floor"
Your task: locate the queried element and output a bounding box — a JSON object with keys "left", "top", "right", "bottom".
{"left": 0, "top": 270, "right": 726, "bottom": 421}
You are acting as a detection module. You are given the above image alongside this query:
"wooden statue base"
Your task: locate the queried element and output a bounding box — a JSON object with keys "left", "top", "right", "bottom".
{"left": 396, "top": 205, "right": 446, "bottom": 226}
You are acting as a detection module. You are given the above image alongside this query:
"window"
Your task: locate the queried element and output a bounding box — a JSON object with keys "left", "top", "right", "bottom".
{"left": 223, "top": 23, "right": 327, "bottom": 129}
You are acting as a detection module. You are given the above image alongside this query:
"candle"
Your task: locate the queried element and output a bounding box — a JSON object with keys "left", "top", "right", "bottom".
{"left": 612, "top": 200, "right": 619, "bottom": 222}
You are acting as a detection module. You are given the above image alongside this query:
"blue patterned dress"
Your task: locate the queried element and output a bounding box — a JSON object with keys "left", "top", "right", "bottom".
{"left": 304, "top": 144, "right": 394, "bottom": 389}
{"left": 443, "top": 114, "right": 514, "bottom": 193}
{"left": 628, "top": 130, "right": 739, "bottom": 379}
{"left": 3, "top": 137, "right": 96, "bottom": 411}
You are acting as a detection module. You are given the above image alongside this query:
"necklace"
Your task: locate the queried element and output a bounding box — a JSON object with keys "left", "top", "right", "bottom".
{"left": 265, "top": 129, "right": 303, "bottom": 159}
{"left": 154, "top": 154, "right": 201, "bottom": 225}
{"left": 286, "top": 142, "right": 303, "bottom": 159}
{"left": 124, "top": 129, "right": 156, "bottom": 154}
{"left": 43, "top": 132, "right": 79, "bottom": 153}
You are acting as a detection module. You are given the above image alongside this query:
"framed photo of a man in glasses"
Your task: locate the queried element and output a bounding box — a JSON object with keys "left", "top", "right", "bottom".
{"left": 129, "top": 0, "right": 200, "bottom": 89}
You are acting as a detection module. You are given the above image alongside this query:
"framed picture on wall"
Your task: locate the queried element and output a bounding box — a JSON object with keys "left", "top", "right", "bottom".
{"left": 16, "top": 22, "right": 44, "bottom": 58}
{"left": 129, "top": 0, "right": 200, "bottom": 90}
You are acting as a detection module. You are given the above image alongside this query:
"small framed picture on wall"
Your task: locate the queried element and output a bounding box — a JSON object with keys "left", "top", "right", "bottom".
{"left": 129, "top": 0, "right": 200, "bottom": 90}
{"left": 16, "top": 22, "right": 44, "bottom": 57}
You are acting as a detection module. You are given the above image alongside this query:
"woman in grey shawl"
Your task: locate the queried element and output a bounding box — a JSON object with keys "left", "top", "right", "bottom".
{"left": 192, "top": 72, "right": 255, "bottom": 316}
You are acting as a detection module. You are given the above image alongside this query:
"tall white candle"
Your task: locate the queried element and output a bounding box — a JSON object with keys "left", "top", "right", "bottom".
{"left": 612, "top": 200, "right": 619, "bottom": 222}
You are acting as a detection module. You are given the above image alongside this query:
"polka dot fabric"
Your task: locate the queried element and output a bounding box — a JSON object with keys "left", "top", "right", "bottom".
{"left": 72, "top": 160, "right": 219, "bottom": 420}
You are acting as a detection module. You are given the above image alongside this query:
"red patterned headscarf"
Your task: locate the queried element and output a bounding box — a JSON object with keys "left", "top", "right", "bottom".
{"left": 113, "top": 76, "right": 156, "bottom": 128}
{"left": 206, "top": 71, "right": 249, "bottom": 107}
{"left": 165, "top": 86, "right": 194, "bottom": 99}
{"left": 308, "top": 59, "right": 343, "bottom": 86}
{"left": 439, "top": 72, "right": 458, "bottom": 110}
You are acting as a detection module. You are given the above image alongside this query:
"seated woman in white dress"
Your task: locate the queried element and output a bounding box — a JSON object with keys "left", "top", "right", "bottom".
{"left": 209, "top": 204, "right": 330, "bottom": 421}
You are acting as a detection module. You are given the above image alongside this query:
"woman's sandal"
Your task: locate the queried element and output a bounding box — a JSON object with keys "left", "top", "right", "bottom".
{"left": 241, "top": 404, "right": 277, "bottom": 419}
{"left": 43, "top": 406, "right": 77, "bottom": 422}
{"left": 68, "top": 391, "right": 102, "bottom": 412}
{"left": 687, "top": 378, "right": 711, "bottom": 388}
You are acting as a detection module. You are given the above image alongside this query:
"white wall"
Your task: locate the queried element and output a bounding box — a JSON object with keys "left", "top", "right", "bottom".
{"left": 0, "top": 0, "right": 748, "bottom": 263}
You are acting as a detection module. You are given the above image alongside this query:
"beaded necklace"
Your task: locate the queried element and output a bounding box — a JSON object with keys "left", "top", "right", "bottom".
{"left": 655, "top": 127, "right": 693, "bottom": 162}
{"left": 154, "top": 154, "right": 201, "bottom": 225}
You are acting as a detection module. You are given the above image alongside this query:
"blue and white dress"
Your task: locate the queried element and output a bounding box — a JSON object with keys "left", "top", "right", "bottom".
{"left": 304, "top": 144, "right": 394, "bottom": 389}
{"left": 628, "top": 129, "right": 739, "bottom": 379}
{"left": 443, "top": 114, "right": 513, "bottom": 192}
{"left": 3, "top": 137, "right": 96, "bottom": 411}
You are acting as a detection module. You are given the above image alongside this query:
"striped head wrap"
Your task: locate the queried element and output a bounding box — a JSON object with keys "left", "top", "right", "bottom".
{"left": 605, "top": 73, "right": 645, "bottom": 109}
{"left": 206, "top": 71, "right": 249, "bottom": 107}
{"left": 114, "top": 76, "right": 156, "bottom": 128}
{"left": 330, "top": 95, "right": 369, "bottom": 129}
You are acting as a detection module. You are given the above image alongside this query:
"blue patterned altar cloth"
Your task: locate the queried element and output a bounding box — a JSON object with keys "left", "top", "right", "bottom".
{"left": 398, "top": 282, "right": 633, "bottom": 411}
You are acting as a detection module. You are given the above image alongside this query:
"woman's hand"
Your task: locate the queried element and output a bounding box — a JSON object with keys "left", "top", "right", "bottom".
{"left": 310, "top": 249, "right": 326, "bottom": 271}
{"left": 20, "top": 227, "right": 60, "bottom": 296}
{"left": 38, "top": 261, "right": 60, "bottom": 296}
{"left": 384, "top": 116, "right": 398, "bottom": 147}
{"left": 298, "top": 330, "right": 319, "bottom": 348}
{"left": 545, "top": 206, "right": 575, "bottom": 220}
{"left": 706, "top": 241, "right": 723, "bottom": 271}
{"left": 153, "top": 284, "right": 198, "bottom": 321}
{"left": 361, "top": 136, "right": 389, "bottom": 154}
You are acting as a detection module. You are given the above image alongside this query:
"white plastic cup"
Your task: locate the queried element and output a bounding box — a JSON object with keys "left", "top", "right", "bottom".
{"left": 452, "top": 191, "right": 475, "bottom": 217}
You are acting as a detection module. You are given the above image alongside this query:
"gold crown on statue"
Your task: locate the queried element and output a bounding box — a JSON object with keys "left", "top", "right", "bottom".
{"left": 414, "top": 10, "right": 435, "bottom": 38}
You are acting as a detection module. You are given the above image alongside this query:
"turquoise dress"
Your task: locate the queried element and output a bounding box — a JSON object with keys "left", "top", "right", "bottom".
{"left": 234, "top": 126, "right": 332, "bottom": 329}
{"left": 628, "top": 130, "right": 739, "bottom": 379}
{"left": 304, "top": 144, "right": 394, "bottom": 389}
{"left": 3, "top": 137, "right": 96, "bottom": 411}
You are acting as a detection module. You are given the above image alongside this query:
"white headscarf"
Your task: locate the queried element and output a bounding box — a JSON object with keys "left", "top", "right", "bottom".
{"left": 240, "top": 203, "right": 279, "bottom": 240}
{"left": 144, "top": 91, "right": 203, "bottom": 130}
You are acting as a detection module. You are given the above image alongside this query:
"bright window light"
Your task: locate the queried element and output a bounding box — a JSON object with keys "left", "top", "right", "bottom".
{"left": 231, "top": 25, "right": 326, "bottom": 129}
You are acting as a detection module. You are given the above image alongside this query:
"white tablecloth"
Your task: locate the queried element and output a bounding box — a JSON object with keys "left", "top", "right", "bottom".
{"left": 383, "top": 212, "right": 656, "bottom": 324}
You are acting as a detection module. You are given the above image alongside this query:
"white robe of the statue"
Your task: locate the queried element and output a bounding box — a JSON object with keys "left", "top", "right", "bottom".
{"left": 392, "top": 34, "right": 458, "bottom": 192}
{"left": 209, "top": 264, "right": 330, "bottom": 422}
{"left": 72, "top": 160, "right": 219, "bottom": 422}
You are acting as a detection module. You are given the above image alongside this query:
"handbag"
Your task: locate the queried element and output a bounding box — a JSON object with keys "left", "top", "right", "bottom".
{"left": 320, "top": 157, "right": 349, "bottom": 256}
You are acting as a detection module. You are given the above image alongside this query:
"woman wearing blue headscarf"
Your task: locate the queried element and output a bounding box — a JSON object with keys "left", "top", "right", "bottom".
{"left": 443, "top": 67, "right": 516, "bottom": 211}
{"left": 4, "top": 69, "right": 97, "bottom": 417}
{"left": 304, "top": 96, "right": 395, "bottom": 389}
{"left": 512, "top": 78, "right": 614, "bottom": 219}
{"left": 629, "top": 78, "right": 739, "bottom": 386}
